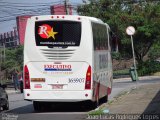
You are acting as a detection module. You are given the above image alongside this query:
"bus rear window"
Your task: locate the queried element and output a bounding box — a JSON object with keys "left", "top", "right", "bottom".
{"left": 35, "top": 21, "right": 81, "bottom": 47}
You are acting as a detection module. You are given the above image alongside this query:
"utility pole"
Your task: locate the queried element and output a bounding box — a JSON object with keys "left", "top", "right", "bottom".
{"left": 3, "top": 41, "right": 5, "bottom": 62}
{"left": 64, "top": 0, "right": 69, "bottom": 15}
{"left": 0, "top": 37, "right": 3, "bottom": 84}
{"left": 0, "top": 46, "right": 1, "bottom": 84}
{"left": 82, "top": 0, "right": 87, "bottom": 4}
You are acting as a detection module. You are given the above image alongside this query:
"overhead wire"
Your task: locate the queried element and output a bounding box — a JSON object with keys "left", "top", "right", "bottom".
{"left": 0, "top": 7, "right": 51, "bottom": 21}
{"left": 0, "top": 1, "right": 61, "bottom": 6}
{"left": 0, "top": 0, "right": 83, "bottom": 23}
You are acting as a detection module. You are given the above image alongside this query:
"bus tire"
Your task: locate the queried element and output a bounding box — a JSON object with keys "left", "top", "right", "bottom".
{"left": 3, "top": 101, "right": 9, "bottom": 110}
{"left": 33, "top": 101, "right": 42, "bottom": 112}
{"left": 102, "top": 95, "right": 108, "bottom": 103}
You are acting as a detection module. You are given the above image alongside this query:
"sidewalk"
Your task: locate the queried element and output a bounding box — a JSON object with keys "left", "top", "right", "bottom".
{"left": 104, "top": 83, "right": 160, "bottom": 114}
{"left": 5, "top": 88, "right": 21, "bottom": 94}
{"left": 110, "top": 75, "right": 160, "bottom": 101}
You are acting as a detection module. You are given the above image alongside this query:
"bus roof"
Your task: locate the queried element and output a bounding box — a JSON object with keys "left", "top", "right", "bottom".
{"left": 30, "top": 15, "right": 104, "bottom": 24}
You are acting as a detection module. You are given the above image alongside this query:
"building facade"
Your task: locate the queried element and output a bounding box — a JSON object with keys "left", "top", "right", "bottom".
{"left": 0, "top": 29, "right": 19, "bottom": 48}
{"left": 16, "top": 15, "right": 32, "bottom": 45}
{"left": 50, "top": 4, "right": 72, "bottom": 15}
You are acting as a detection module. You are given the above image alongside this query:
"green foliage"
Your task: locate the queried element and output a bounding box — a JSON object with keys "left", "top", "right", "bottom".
{"left": 78, "top": 0, "right": 160, "bottom": 64}
{"left": 137, "top": 60, "right": 160, "bottom": 76}
{"left": 1, "top": 45, "right": 23, "bottom": 73}
{"left": 148, "top": 41, "right": 160, "bottom": 60}
{"left": 111, "top": 52, "right": 121, "bottom": 60}
{"left": 113, "top": 69, "right": 129, "bottom": 77}
{"left": 88, "top": 109, "right": 104, "bottom": 115}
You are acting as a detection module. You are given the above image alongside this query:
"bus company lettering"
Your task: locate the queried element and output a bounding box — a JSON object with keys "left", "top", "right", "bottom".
{"left": 44, "top": 64, "right": 72, "bottom": 71}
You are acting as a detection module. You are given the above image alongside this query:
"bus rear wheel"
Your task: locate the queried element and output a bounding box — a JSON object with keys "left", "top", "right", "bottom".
{"left": 3, "top": 101, "right": 9, "bottom": 110}
{"left": 102, "top": 95, "right": 108, "bottom": 103}
{"left": 33, "top": 101, "right": 42, "bottom": 112}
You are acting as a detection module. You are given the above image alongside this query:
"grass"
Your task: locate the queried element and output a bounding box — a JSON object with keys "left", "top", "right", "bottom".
{"left": 88, "top": 109, "right": 104, "bottom": 115}
{"left": 114, "top": 69, "right": 129, "bottom": 74}
{"left": 113, "top": 69, "right": 129, "bottom": 75}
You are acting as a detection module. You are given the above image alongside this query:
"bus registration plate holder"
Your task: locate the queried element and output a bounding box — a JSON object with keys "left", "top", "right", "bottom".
{"left": 52, "top": 84, "right": 63, "bottom": 89}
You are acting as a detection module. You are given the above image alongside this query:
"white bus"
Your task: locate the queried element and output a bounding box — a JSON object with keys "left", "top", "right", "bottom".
{"left": 24, "top": 15, "right": 113, "bottom": 111}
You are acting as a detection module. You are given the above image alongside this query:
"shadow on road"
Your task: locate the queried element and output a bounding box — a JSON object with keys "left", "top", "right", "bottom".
{"left": 5, "top": 104, "right": 34, "bottom": 114}
{"left": 139, "top": 90, "right": 160, "bottom": 120}
{"left": 5, "top": 98, "right": 106, "bottom": 114}
{"left": 141, "top": 90, "right": 160, "bottom": 114}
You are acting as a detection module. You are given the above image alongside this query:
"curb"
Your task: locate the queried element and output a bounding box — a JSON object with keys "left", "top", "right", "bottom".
{"left": 5, "top": 89, "right": 20, "bottom": 95}
{"left": 113, "top": 75, "right": 160, "bottom": 82}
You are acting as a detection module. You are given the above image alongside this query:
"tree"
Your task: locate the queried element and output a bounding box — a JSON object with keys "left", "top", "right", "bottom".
{"left": 77, "top": 0, "right": 160, "bottom": 64}
{"left": 148, "top": 41, "right": 160, "bottom": 60}
{"left": 1, "top": 45, "right": 23, "bottom": 73}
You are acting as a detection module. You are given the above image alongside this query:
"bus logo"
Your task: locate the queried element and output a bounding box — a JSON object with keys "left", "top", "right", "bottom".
{"left": 38, "top": 24, "right": 58, "bottom": 40}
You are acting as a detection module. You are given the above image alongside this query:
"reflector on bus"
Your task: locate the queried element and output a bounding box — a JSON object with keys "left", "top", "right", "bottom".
{"left": 31, "top": 78, "right": 45, "bottom": 82}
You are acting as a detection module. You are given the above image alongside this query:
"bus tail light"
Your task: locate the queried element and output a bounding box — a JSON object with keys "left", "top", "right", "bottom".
{"left": 85, "top": 65, "right": 91, "bottom": 89}
{"left": 24, "top": 65, "right": 30, "bottom": 89}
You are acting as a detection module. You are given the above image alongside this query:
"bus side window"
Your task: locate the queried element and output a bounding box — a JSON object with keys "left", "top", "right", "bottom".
{"left": 92, "top": 22, "right": 108, "bottom": 51}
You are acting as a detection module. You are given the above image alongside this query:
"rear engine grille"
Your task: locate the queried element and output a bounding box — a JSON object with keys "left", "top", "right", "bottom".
{"left": 40, "top": 48, "right": 76, "bottom": 60}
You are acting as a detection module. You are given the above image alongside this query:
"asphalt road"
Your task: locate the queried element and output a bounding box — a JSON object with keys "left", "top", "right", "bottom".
{"left": 0, "top": 76, "right": 160, "bottom": 120}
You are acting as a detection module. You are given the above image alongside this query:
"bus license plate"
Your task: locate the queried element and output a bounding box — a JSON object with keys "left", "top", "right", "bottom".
{"left": 52, "top": 85, "right": 63, "bottom": 89}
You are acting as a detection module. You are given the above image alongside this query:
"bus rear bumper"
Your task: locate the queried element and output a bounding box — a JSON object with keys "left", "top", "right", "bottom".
{"left": 24, "top": 90, "right": 93, "bottom": 102}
